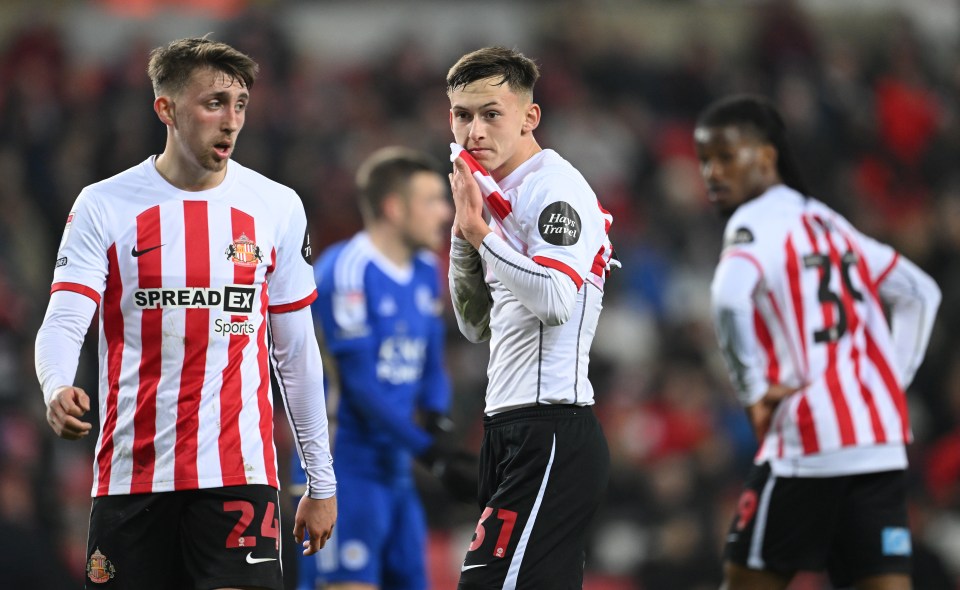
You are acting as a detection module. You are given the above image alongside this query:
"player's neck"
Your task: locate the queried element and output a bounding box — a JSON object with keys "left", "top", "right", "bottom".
{"left": 155, "top": 149, "right": 227, "bottom": 192}
{"left": 367, "top": 225, "right": 413, "bottom": 269}
{"left": 491, "top": 138, "right": 541, "bottom": 182}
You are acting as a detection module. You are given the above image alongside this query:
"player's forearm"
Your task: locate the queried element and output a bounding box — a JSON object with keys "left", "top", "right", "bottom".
{"left": 711, "top": 255, "right": 767, "bottom": 406}
{"left": 449, "top": 236, "right": 492, "bottom": 342}
{"left": 269, "top": 307, "right": 336, "bottom": 499}
{"left": 35, "top": 291, "right": 96, "bottom": 405}
{"left": 478, "top": 233, "right": 578, "bottom": 326}
{"left": 336, "top": 348, "right": 434, "bottom": 454}
{"left": 878, "top": 256, "right": 942, "bottom": 387}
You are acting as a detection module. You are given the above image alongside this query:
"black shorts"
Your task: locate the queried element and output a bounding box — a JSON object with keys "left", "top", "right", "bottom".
{"left": 85, "top": 484, "right": 283, "bottom": 590}
{"left": 725, "top": 463, "right": 912, "bottom": 588}
{"left": 459, "top": 405, "right": 610, "bottom": 590}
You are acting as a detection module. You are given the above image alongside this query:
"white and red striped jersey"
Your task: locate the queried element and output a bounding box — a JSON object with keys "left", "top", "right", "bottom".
{"left": 449, "top": 149, "right": 611, "bottom": 414}
{"left": 49, "top": 157, "right": 325, "bottom": 496}
{"left": 711, "top": 185, "right": 940, "bottom": 477}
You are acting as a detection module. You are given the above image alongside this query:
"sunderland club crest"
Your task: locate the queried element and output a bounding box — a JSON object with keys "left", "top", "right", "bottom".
{"left": 86, "top": 548, "right": 116, "bottom": 584}
{"left": 225, "top": 233, "right": 263, "bottom": 267}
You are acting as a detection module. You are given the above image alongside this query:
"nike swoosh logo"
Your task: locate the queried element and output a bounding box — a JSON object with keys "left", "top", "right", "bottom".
{"left": 461, "top": 564, "right": 487, "bottom": 572}
{"left": 245, "top": 552, "right": 277, "bottom": 565}
{"left": 131, "top": 244, "right": 163, "bottom": 257}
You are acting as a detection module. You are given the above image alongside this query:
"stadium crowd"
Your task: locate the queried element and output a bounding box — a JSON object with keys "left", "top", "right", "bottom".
{"left": 0, "top": 1, "right": 958, "bottom": 588}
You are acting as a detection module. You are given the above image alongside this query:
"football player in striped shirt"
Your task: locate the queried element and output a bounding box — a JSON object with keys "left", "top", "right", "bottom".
{"left": 696, "top": 94, "right": 941, "bottom": 590}
{"left": 447, "top": 47, "right": 614, "bottom": 590}
{"left": 35, "top": 37, "right": 336, "bottom": 589}
{"left": 289, "top": 147, "right": 467, "bottom": 590}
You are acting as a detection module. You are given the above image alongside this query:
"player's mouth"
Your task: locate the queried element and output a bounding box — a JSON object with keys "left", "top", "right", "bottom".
{"left": 213, "top": 141, "right": 233, "bottom": 159}
{"left": 707, "top": 185, "right": 729, "bottom": 202}
{"left": 467, "top": 147, "right": 491, "bottom": 158}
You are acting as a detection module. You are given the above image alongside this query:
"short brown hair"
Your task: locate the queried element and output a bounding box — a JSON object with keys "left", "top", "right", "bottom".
{"left": 356, "top": 147, "right": 440, "bottom": 221}
{"left": 147, "top": 36, "right": 258, "bottom": 97}
{"left": 446, "top": 46, "right": 540, "bottom": 97}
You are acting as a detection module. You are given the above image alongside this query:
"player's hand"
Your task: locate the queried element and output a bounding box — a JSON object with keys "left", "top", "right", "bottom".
{"left": 293, "top": 495, "right": 336, "bottom": 556}
{"left": 449, "top": 157, "right": 490, "bottom": 249}
{"left": 46, "top": 386, "right": 93, "bottom": 440}
{"left": 452, "top": 211, "right": 466, "bottom": 240}
{"left": 746, "top": 383, "right": 803, "bottom": 441}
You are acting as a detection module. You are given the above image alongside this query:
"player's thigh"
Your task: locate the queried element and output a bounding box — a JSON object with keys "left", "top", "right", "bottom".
{"left": 461, "top": 409, "right": 609, "bottom": 589}
{"left": 86, "top": 492, "right": 184, "bottom": 589}
{"left": 314, "top": 474, "right": 392, "bottom": 585}
{"left": 180, "top": 485, "right": 284, "bottom": 590}
{"left": 381, "top": 486, "right": 428, "bottom": 590}
{"left": 827, "top": 470, "right": 912, "bottom": 588}
{"left": 523, "top": 410, "right": 610, "bottom": 569}
{"left": 724, "top": 464, "right": 843, "bottom": 577}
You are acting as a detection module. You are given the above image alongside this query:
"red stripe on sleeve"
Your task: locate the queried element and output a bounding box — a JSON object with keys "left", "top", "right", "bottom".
{"left": 721, "top": 250, "right": 765, "bottom": 280}
{"left": 268, "top": 290, "right": 317, "bottom": 314}
{"left": 51, "top": 282, "right": 102, "bottom": 305}
{"left": 174, "top": 201, "right": 208, "bottom": 489}
{"left": 132, "top": 206, "right": 162, "bottom": 494}
{"left": 874, "top": 251, "right": 900, "bottom": 288}
{"left": 95, "top": 245, "right": 123, "bottom": 496}
{"left": 531, "top": 256, "right": 584, "bottom": 290}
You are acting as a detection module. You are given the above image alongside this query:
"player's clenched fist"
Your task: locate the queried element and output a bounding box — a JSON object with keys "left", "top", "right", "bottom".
{"left": 46, "top": 385, "right": 93, "bottom": 440}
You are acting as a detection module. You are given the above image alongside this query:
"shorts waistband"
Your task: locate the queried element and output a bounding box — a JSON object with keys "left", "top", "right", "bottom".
{"left": 483, "top": 404, "right": 594, "bottom": 428}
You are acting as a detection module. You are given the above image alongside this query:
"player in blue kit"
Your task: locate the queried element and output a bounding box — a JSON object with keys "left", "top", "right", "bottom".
{"left": 291, "top": 146, "right": 471, "bottom": 590}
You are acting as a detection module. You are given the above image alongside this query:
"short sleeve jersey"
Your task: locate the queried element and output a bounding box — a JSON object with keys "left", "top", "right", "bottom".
{"left": 53, "top": 157, "right": 317, "bottom": 496}
{"left": 482, "top": 150, "right": 608, "bottom": 413}
{"left": 713, "top": 185, "right": 907, "bottom": 475}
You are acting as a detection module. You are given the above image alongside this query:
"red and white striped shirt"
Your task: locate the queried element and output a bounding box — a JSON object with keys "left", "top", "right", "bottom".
{"left": 46, "top": 157, "right": 330, "bottom": 496}
{"left": 711, "top": 185, "right": 940, "bottom": 477}
{"left": 449, "top": 149, "right": 611, "bottom": 414}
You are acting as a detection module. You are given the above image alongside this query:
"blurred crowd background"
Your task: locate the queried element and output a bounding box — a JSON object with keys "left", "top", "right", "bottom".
{"left": 1, "top": 0, "right": 959, "bottom": 588}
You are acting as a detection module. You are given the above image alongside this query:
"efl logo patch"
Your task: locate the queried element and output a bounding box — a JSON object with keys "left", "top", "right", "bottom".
{"left": 881, "top": 527, "right": 911, "bottom": 556}
{"left": 333, "top": 290, "right": 368, "bottom": 337}
{"left": 225, "top": 233, "right": 263, "bottom": 267}
{"left": 86, "top": 548, "right": 116, "bottom": 584}
{"left": 59, "top": 210, "right": 77, "bottom": 251}
{"left": 55, "top": 256, "right": 68, "bottom": 268}
{"left": 538, "top": 201, "right": 581, "bottom": 246}
{"left": 724, "top": 227, "right": 754, "bottom": 249}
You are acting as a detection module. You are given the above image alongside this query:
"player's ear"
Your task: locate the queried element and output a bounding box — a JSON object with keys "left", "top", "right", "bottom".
{"left": 522, "top": 102, "right": 541, "bottom": 135}
{"left": 759, "top": 144, "right": 778, "bottom": 177}
{"left": 154, "top": 96, "right": 175, "bottom": 127}
{"left": 382, "top": 192, "right": 403, "bottom": 223}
